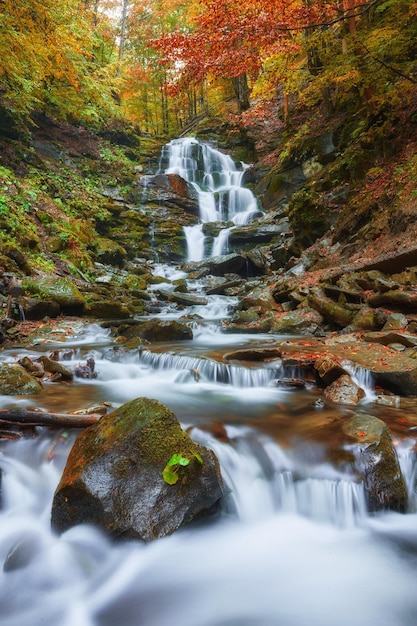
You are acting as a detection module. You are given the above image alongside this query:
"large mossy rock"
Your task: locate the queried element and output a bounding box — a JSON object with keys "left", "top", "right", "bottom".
{"left": 51, "top": 397, "right": 224, "bottom": 540}
{"left": 118, "top": 319, "right": 193, "bottom": 342}
{"left": 22, "top": 275, "right": 85, "bottom": 314}
{"left": 0, "top": 364, "right": 43, "bottom": 395}
{"left": 343, "top": 414, "right": 408, "bottom": 513}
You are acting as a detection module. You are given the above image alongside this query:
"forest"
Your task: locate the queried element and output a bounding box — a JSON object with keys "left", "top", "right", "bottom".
{"left": 1, "top": 0, "right": 416, "bottom": 136}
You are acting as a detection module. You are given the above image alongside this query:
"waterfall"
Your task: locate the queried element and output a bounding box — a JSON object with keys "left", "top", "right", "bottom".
{"left": 159, "top": 137, "right": 260, "bottom": 261}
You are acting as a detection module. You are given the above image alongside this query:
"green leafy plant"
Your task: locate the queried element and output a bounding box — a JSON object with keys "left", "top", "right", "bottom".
{"left": 162, "top": 452, "right": 203, "bottom": 485}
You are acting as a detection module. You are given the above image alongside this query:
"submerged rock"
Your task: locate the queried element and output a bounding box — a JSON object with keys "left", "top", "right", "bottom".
{"left": 51, "top": 397, "right": 224, "bottom": 540}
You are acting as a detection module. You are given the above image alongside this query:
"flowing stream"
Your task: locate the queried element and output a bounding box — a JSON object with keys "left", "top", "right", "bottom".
{"left": 1, "top": 139, "right": 417, "bottom": 625}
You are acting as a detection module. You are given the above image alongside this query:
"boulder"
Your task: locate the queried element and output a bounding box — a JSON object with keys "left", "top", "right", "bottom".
{"left": 0, "top": 364, "right": 43, "bottom": 395}
{"left": 342, "top": 414, "right": 407, "bottom": 513}
{"left": 314, "top": 356, "right": 349, "bottom": 386}
{"left": 119, "top": 319, "right": 193, "bottom": 342}
{"left": 51, "top": 397, "right": 224, "bottom": 540}
{"left": 22, "top": 276, "right": 85, "bottom": 314}
{"left": 308, "top": 287, "right": 355, "bottom": 328}
{"left": 168, "top": 292, "right": 208, "bottom": 307}
{"left": 208, "top": 253, "right": 248, "bottom": 277}
{"left": 323, "top": 374, "right": 365, "bottom": 405}
{"left": 367, "top": 289, "right": 417, "bottom": 312}
{"left": 271, "top": 308, "right": 324, "bottom": 335}
{"left": 21, "top": 297, "right": 60, "bottom": 320}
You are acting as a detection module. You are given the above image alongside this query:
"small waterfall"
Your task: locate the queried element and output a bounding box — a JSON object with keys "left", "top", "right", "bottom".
{"left": 190, "top": 427, "right": 368, "bottom": 527}
{"left": 159, "top": 138, "right": 260, "bottom": 261}
{"left": 138, "top": 349, "right": 280, "bottom": 386}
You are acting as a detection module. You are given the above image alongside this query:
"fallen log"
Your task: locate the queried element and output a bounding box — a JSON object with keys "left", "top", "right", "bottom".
{"left": 0, "top": 408, "right": 102, "bottom": 429}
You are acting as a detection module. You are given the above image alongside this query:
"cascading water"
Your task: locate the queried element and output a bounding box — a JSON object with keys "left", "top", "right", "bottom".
{"left": 159, "top": 137, "right": 260, "bottom": 261}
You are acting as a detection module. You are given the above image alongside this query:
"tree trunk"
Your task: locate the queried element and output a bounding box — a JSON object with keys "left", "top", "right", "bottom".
{"left": 232, "top": 74, "right": 250, "bottom": 112}
{"left": 117, "top": 0, "right": 129, "bottom": 77}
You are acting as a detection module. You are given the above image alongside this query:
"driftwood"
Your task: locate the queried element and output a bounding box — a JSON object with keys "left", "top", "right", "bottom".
{"left": 0, "top": 408, "right": 102, "bottom": 429}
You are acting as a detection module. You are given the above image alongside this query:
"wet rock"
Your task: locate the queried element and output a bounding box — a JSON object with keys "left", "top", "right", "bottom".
{"left": 0, "top": 364, "right": 43, "bottom": 395}
{"left": 343, "top": 413, "right": 408, "bottom": 513}
{"left": 208, "top": 253, "right": 248, "bottom": 277}
{"left": 382, "top": 313, "right": 409, "bottom": 331}
{"left": 308, "top": 287, "right": 355, "bottom": 328}
{"left": 206, "top": 278, "right": 243, "bottom": 296}
{"left": 37, "top": 356, "right": 73, "bottom": 381}
{"left": 323, "top": 374, "right": 365, "bottom": 405}
{"left": 51, "top": 397, "right": 224, "bottom": 540}
{"left": 351, "top": 307, "right": 385, "bottom": 331}
{"left": 271, "top": 308, "right": 323, "bottom": 335}
{"left": 367, "top": 289, "right": 417, "bottom": 312}
{"left": 363, "top": 331, "right": 417, "bottom": 349}
{"left": 22, "top": 276, "right": 85, "bottom": 314}
{"left": 168, "top": 292, "right": 208, "bottom": 307}
{"left": 229, "top": 223, "right": 288, "bottom": 246}
{"left": 84, "top": 299, "right": 132, "bottom": 319}
{"left": 314, "top": 356, "right": 349, "bottom": 386}
{"left": 95, "top": 238, "right": 127, "bottom": 267}
{"left": 238, "top": 285, "right": 277, "bottom": 314}
{"left": 135, "top": 174, "right": 199, "bottom": 215}
{"left": 20, "top": 297, "right": 60, "bottom": 320}
{"left": 119, "top": 319, "right": 193, "bottom": 342}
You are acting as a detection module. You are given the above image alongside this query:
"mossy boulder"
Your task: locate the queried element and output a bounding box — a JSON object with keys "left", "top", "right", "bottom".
{"left": 308, "top": 287, "right": 355, "bottom": 328}
{"left": 95, "top": 238, "right": 127, "bottom": 267}
{"left": 118, "top": 319, "right": 193, "bottom": 342}
{"left": 342, "top": 414, "right": 408, "bottom": 513}
{"left": 22, "top": 275, "right": 85, "bottom": 314}
{"left": 0, "top": 364, "right": 43, "bottom": 395}
{"left": 51, "top": 397, "right": 224, "bottom": 540}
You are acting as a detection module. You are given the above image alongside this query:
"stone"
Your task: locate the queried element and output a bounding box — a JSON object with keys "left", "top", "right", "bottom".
{"left": 323, "top": 374, "right": 365, "bottom": 405}
{"left": 314, "top": 356, "right": 349, "bottom": 386}
{"left": 135, "top": 173, "right": 199, "bottom": 215}
{"left": 308, "top": 288, "right": 355, "bottom": 328}
{"left": 0, "top": 364, "right": 43, "bottom": 395}
{"left": 51, "top": 397, "right": 224, "bottom": 540}
{"left": 119, "top": 319, "right": 193, "bottom": 342}
{"left": 22, "top": 276, "right": 85, "bottom": 314}
{"left": 21, "top": 297, "right": 60, "bottom": 320}
{"left": 342, "top": 414, "right": 408, "bottom": 513}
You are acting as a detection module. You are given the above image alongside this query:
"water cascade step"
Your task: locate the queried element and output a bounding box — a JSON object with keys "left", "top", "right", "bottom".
{"left": 158, "top": 137, "right": 261, "bottom": 261}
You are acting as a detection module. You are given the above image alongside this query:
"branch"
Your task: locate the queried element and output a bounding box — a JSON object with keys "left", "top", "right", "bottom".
{"left": 0, "top": 408, "right": 102, "bottom": 429}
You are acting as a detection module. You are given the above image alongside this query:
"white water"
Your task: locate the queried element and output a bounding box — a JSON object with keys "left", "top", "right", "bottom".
{"left": 159, "top": 137, "right": 260, "bottom": 261}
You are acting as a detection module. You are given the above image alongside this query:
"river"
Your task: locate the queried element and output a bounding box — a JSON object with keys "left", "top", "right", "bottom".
{"left": 1, "top": 138, "right": 417, "bottom": 626}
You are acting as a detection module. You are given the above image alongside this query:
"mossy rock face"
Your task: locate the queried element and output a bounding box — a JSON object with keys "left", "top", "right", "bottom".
{"left": 84, "top": 300, "right": 131, "bottom": 319}
{"left": 95, "top": 238, "right": 127, "bottom": 267}
{"left": 286, "top": 188, "right": 332, "bottom": 252}
{"left": 51, "top": 397, "right": 224, "bottom": 541}
{"left": 22, "top": 275, "right": 85, "bottom": 314}
{"left": 119, "top": 319, "right": 193, "bottom": 342}
{"left": 343, "top": 414, "right": 408, "bottom": 513}
{"left": 0, "top": 364, "right": 43, "bottom": 395}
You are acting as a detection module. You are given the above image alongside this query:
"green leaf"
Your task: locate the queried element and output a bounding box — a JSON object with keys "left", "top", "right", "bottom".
{"left": 166, "top": 453, "right": 182, "bottom": 467}
{"left": 178, "top": 456, "right": 190, "bottom": 466}
{"left": 193, "top": 452, "right": 203, "bottom": 464}
{"left": 162, "top": 467, "right": 179, "bottom": 485}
